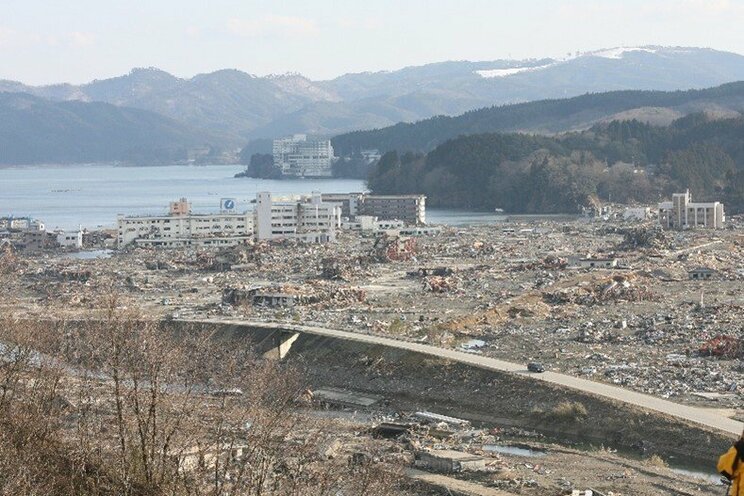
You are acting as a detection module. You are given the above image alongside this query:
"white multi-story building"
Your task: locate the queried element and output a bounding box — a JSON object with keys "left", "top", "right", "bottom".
{"left": 56, "top": 230, "right": 84, "bottom": 249}
{"left": 117, "top": 198, "right": 254, "bottom": 248}
{"left": 658, "top": 190, "right": 725, "bottom": 230}
{"left": 254, "top": 192, "right": 340, "bottom": 243}
{"left": 272, "top": 134, "right": 334, "bottom": 178}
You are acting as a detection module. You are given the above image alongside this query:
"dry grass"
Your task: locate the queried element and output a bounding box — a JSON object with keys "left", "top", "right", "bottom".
{"left": 548, "top": 401, "right": 589, "bottom": 423}
{"left": 645, "top": 454, "right": 668, "bottom": 468}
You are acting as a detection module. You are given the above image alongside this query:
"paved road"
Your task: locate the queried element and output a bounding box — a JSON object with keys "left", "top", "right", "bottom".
{"left": 190, "top": 318, "right": 743, "bottom": 437}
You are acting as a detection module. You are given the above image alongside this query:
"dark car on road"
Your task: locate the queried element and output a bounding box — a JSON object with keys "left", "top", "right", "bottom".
{"left": 527, "top": 362, "right": 545, "bottom": 373}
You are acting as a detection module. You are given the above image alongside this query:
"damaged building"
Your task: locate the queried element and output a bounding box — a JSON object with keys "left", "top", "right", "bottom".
{"left": 117, "top": 198, "right": 254, "bottom": 249}
{"left": 321, "top": 193, "right": 427, "bottom": 225}
{"left": 658, "top": 190, "right": 725, "bottom": 230}
{"left": 254, "top": 192, "right": 341, "bottom": 243}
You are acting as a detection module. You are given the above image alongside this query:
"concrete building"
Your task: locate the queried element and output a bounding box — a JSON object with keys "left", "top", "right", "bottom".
{"left": 254, "top": 192, "right": 341, "bottom": 243}
{"left": 1, "top": 216, "right": 82, "bottom": 251}
{"left": 56, "top": 230, "right": 84, "bottom": 249}
{"left": 21, "top": 228, "right": 56, "bottom": 251}
{"left": 117, "top": 198, "right": 254, "bottom": 248}
{"left": 359, "top": 195, "right": 426, "bottom": 225}
{"left": 658, "top": 190, "right": 725, "bottom": 230}
{"left": 0, "top": 216, "right": 44, "bottom": 232}
{"left": 321, "top": 193, "right": 363, "bottom": 218}
{"left": 320, "top": 193, "right": 427, "bottom": 225}
{"left": 273, "top": 134, "right": 334, "bottom": 178}
{"left": 341, "top": 215, "right": 405, "bottom": 233}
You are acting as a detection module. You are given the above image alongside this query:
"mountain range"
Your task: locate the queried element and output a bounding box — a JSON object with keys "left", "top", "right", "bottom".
{"left": 3, "top": 46, "right": 744, "bottom": 145}
{"left": 3, "top": 46, "right": 744, "bottom": 164}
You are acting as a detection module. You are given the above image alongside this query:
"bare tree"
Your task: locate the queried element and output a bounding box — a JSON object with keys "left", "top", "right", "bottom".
{"left": 0, "top": 291, "right": 407, "bottom": 496}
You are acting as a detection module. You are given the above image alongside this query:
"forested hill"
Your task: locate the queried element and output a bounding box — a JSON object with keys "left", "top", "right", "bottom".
{"left": 332, "top": 82, "right": 744, "bottom": 155}
{"left": 0, "top": 93, "right": 210, "bottom": 165}
{"left": 366, "top": 114, "right": 744, "bottom": 214}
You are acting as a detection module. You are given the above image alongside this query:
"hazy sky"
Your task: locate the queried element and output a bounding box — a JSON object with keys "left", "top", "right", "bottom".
{"left": 2, "top": 0, "right": 744, "bottom": 85}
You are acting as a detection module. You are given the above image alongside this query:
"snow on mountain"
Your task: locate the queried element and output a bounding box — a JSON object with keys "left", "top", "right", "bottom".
{"left": 589, "top": 47, "right": 659, "bottom": 59}
{"left": 475, "top": 63, "right": 556, "bottom": 78}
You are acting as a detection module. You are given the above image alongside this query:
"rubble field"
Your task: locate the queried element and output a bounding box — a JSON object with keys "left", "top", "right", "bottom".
{"left": 298, "top": 405, "right": 724, "bottom": 496}
{"left": 3, "top": 220, "right": 742, "bottom": 412}
{"left": 2, "top": 217, "right": 743, "bottom": 495}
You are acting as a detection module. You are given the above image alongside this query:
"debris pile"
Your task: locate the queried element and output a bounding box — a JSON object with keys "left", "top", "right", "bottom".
{"left": 513, "top": 255, "right": 568, "bottom": 271}
{"left": 325, "top": 285, "right": 367, "bottom": 305}
{"left": 43, "top": 267, "right": 92, "bottom": 282}
{"left": 407, "top": 267, "right": 454, "bottom": 278}
{"left": 576, "top": 323, "right": 614, "bottom": 343}
{"left": 423, "top": 275, "right": 459, "bottom": 293}
{"left": 371, "top": 235, "right": 417, "bottom": 262}
{"left": 544, "top": 275, "right": 655, "bottom": 306}
{"left": 6, "top": 216, "right": 744, "bottom": 414}
{"left": 319, "top": 256, "right": 370, "bottom": 281}
{"left": 0, "top": 244, "right": 25, "bottom": 274}
{"left": 221, "top": 287, "right": 253, "bottom": 306}
{"left": 144, "top": 260, "right": 174, "bottom": 270}
{"left": 699, "top": 335, "right": 742, "bottom": 359}
{"left": 222, "top": 282, "right": 366, "bottom": 309}
{"left": 616, "top": 225, "right": 672, "bottom": 251}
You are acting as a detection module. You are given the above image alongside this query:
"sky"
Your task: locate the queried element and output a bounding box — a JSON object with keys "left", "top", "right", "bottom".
{"left": 2, "top": 0, "right": 744, "bottom": 85}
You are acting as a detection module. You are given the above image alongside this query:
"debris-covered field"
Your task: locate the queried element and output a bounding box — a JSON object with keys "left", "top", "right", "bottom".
{"left": 2, "top": 216, "right": 742, "bottom": 495}
{"left": 3, "top": 219, "right": 744, "bottom": 413}
{"left": 299, "top": 397, "right": 725, "bottom": 496}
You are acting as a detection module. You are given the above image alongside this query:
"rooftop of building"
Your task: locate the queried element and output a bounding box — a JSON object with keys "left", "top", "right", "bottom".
{"left": 362, "top": 194, "right": 426, "bottom": 200}
{"left": 118, "top": 211, "right": 251, "bottom": 220}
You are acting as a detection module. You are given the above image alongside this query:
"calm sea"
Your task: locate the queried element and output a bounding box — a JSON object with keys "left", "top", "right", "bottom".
{"left": 0, "top": 164, "right": 511, "bottom": 230}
